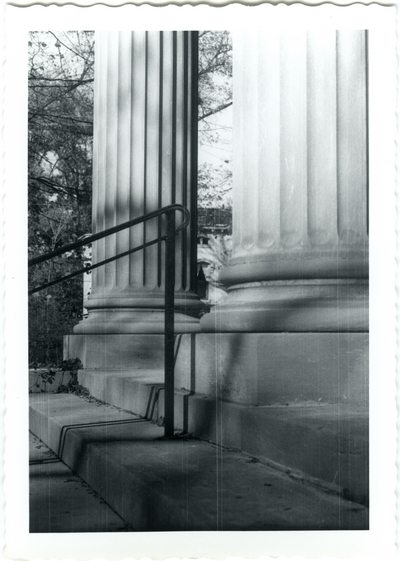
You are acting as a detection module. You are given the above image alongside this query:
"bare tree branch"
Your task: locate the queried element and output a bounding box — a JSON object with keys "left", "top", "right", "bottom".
{"left": 198, "top": 101, "right": 233, "bottom": 122}
{"left": 48, "top": 31, "right": 93, "bottom": 64}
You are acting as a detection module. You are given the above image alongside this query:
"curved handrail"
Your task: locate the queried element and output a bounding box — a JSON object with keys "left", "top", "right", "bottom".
{"left": 29, "top": 203, "right": 190, "bottom": 267}
{"left": 29, "top": 236, "right": 164, "bottom": 295}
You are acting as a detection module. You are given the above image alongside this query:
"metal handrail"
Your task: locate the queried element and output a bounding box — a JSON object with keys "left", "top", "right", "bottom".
{"left": 29, "top": 203, "right": 190, "bottom": 438}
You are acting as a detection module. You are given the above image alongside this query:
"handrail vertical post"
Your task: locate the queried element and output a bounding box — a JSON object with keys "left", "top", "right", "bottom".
{"left": 164, "top": 211, "right": 176, "bottom": 437}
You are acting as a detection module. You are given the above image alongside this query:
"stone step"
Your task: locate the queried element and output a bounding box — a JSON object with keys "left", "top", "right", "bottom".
{"left": 76, "top": 369, "right": 368, "bottom": 506}
{"left": 29, "top": 393, "right": 368, "bottom": 531}
{"left": 78, "top": 369, "right": 164, "bottom": 419}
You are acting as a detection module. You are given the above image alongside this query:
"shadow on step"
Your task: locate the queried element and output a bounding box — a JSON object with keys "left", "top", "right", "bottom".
{"left": 29, "top": 394, "right": 368, "bottom": 532}
{"left": 58, "top": 417, "right": 148, "bottom": 457}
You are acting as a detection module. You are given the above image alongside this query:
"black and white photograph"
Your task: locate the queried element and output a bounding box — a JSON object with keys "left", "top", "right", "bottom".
{"left": 2, "top": 3, "right": 397, "bottom": 559}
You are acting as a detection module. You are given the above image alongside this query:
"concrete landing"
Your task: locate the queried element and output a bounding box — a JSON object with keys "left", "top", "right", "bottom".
{"left": 29, "top": 432, "right": 128, "bottom": 532}
{"left": 30, "top": 393, "right": 368, "bottom": 531}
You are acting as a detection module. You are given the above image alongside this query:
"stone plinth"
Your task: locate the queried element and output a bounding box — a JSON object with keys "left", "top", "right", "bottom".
{"left": 173, "top": 333, "right": 368, "bottom": 407}
{"left": 64, "top": 333, "right": 164, "bottom": 371}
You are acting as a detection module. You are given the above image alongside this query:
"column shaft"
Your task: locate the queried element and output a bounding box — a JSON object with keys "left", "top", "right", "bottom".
{"left": 202, "top": 30, "right": 368, "bottom": 332}
{"left": 75, "top": 31, "right": 201, "bottom": 334}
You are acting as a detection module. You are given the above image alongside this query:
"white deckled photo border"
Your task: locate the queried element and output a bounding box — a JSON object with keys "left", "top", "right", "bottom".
{"left": 2, "top": 3, "right": 397, "bottom": 560}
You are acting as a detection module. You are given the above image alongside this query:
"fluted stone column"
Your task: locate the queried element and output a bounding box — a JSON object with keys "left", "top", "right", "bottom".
{"left": 172, "top": 28, "right": 369, "bottom": 498}
{"left": 75, "top": 31, "right": 202, "bottom": 335}
{"left": 201, "top": 30, "right": 368, "bottom": 332}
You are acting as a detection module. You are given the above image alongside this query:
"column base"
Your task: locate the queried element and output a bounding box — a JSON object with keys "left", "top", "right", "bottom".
{"left": 75, "top": 289, "right": 203, "bottom": 334}
{"left": 200, "top": 279, "right": 368, "bottom": 332}
{"left": 74, "top": 309, "right": 201, "bottom": 334}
